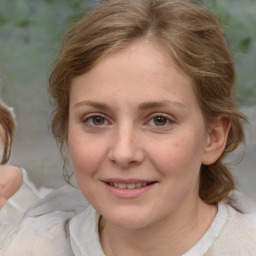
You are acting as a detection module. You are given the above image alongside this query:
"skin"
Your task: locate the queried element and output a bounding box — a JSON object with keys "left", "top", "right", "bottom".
{"left": 0, "top": 165, "right": 23, "bottom": 209}
{"left": 68, "top": 41, "right": 229, "bottom": 256}
{"left": 0, "top": 124, "right": 23, "bottom": 210}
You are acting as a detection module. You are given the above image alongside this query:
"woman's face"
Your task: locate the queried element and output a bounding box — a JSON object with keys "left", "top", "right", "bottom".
{"left": 68, "top": 41, "right": 211, "bottom": 229}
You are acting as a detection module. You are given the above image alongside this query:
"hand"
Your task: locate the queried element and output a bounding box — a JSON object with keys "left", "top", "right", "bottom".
{"left": 0, "top": 166, "right": 23, "bottom": 209}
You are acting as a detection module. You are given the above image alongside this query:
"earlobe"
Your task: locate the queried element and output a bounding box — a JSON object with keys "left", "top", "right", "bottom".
{"left": 202, "top": 116, "right": 230, "bottom": 165}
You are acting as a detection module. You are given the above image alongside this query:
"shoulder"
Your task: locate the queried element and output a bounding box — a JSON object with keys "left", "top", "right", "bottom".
{"left": 207, "top": 200, "right": 256, "bottom": 255}
{"left": 1, "top": 211, "right": 74, "bottom": 255}
{"left": 225, "top": 203, "right": 256, "bottom": 235}
{"left": 1, "top": 185, "right": 89, "bottom": 256}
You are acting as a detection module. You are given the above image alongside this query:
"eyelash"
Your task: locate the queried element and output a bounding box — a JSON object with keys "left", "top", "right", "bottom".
{"left": 82, "top": 114, "right": 110, "bottom": 127}
{"left": 145, "top": 114, "right": 174, "bottom": 127}
{"left": 81, "top": 113, "right": 174, "bottom": 128}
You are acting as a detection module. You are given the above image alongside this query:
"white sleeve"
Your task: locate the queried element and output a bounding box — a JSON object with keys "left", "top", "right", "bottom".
{"left": 0, "top": 168, "right": 53, "bottom": 249}
{"left": 1, "top": 212, "right": 74, "bottom": 256}
{"left": 1, "top": 185, "right": 89, "bottom": 255}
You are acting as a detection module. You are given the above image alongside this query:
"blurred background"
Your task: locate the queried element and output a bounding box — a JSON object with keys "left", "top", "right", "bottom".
{"left": 0, "top": 0, "right": 255, "bottom": 199}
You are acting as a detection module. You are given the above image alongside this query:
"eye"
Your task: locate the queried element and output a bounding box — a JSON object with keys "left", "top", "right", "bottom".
{"left": 153, "top": 116, "right": 168, "bottom": 126}
{"left": 83, "top": 115, "right": 108, "bottom": 126}
{"left": 91, "top": 116, "right": 105, "bottom": 125}
{"left": 147, "top": 115, "right": 172, "bottom": 127}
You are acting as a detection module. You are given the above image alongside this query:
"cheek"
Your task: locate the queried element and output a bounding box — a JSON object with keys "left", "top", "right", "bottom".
{"left": 68, "top": 131, "right": 106, "bottom": 178}
{"left": 149, "top": 133, "right": 205, "bottom": 178}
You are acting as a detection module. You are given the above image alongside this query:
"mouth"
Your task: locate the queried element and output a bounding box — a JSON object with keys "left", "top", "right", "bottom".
{"left": 104, "top": 181, "right": 157, "bottom": 189}
{"left": 102, "top": 179, "right": 157, "bottom": 198}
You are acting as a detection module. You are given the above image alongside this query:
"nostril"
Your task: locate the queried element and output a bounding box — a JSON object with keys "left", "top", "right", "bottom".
{"left": 107, "top": 136, "right": 145, "bottom": 168}
{"left": 110, "top": 158, "right": 141, "bottom": 169}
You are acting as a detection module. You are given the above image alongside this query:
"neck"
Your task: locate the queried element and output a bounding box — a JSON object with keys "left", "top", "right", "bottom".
{"left": 100, "top": 198, "right": 217, "bottom": 256}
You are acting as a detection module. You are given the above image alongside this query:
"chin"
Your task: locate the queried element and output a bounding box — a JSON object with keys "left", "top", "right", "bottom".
{"left": 103, "top": 209, "right": 154, "bottom": 230}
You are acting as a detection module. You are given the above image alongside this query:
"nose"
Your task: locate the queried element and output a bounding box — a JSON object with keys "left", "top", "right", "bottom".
{"left": 108, "top": 125, "right": 145, "bottom": 168}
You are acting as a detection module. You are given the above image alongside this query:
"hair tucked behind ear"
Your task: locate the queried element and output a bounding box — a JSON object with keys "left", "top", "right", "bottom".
{"left": 195, "top": 82, "right": 248, "bottom": 204}
{"left": 0, "top": 102, "right": 16, "bottom": 164}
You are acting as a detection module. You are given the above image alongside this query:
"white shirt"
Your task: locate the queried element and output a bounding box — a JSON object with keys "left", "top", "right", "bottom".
{"left": 0, "top": 168, "right": 52, "bottom": 249}
{"left": 1, "top": 185, "right": 256, "bottom": 255}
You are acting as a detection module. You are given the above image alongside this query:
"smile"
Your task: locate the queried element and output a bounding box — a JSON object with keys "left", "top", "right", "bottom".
{"left": 107, "top": 182, "right": 155, "bottom": 189}
{"left": 102, "top": 180, "right": 157, "bottom": 198}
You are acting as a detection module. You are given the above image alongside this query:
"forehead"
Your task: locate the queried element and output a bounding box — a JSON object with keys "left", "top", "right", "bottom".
{"left": 93, "top": 41, "right": 188, "bottom": 81}
{"left": 70, "top": 41, "right": 198, "bottom": 110}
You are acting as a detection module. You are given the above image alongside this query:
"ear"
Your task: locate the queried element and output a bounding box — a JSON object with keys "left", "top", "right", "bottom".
{"left": 202, "top": 116, "right": 230, "bottom": 165}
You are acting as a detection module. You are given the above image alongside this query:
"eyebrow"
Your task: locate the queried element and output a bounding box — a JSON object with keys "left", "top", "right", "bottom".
{"left": 73, "top": 100, "right": 186, "bottom": 111}
{"left": 138, "top": 100, "right": 186, "bottom": 111}
{"left": 73, "top": 101, "right": 110, "bottom": 110}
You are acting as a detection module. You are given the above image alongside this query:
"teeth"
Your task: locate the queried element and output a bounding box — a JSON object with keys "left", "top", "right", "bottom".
{"left": 118, "top": 183, "right": 126, "bottom": 189}
{"left": 127, "top": 183, "right": 135, "bottom": 189}
{"left": 135, "top": 183, "right": 141, "bottom": 188}
{"left": 109, "top": 182, "right": 150, "bottom": 189}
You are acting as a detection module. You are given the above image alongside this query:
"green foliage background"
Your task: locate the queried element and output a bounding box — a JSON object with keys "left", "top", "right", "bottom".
{"left": 0, "top": 0, "right": 255, "bottom": 188}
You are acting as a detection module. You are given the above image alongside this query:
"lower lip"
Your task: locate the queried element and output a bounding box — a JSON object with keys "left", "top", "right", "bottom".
{"left": 103, "top": 182, "right": 157, "bottom": 199}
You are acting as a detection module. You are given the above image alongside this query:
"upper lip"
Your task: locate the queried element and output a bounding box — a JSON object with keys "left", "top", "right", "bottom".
{"left": 102, "top": 178, "right": 157, "bottom": 184}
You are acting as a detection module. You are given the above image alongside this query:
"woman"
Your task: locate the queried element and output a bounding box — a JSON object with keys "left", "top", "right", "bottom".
{"left": 2, "top": 0, "right": 256, "bottom": 255}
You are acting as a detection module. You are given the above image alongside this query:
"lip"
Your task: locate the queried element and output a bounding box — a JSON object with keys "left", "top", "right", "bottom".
{"left": 103, "top": 178, "right": 155, "bottom": 184}
{"left": 102, "top": 179, "right": 157, "bottom": 199}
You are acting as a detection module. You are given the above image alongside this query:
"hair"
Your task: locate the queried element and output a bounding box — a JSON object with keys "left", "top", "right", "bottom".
{"left": 49, "top": 0, "right": 247, "bottom": 204}
{"left": 0, "top": 101, "right": 16, "bottom": 164}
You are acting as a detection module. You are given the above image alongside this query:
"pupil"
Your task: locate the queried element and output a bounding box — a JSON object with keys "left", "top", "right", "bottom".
{"left": 93, "top": 116, "right": 104, "bottom": 125}
{"left": 154, "top": 116, "right": 166, "bottom": 126}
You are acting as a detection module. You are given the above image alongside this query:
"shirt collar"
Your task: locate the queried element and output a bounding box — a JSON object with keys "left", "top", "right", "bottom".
{"left": 69, "top": 205, "right": 105, "bottom": 256}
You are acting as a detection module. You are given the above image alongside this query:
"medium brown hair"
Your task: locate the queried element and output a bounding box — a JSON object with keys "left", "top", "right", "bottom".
{"left": 0, "top": 102, "right": 16, "bottom": 164}
{"left": 49, "top": 0, "right": 247, "bottom": 204}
